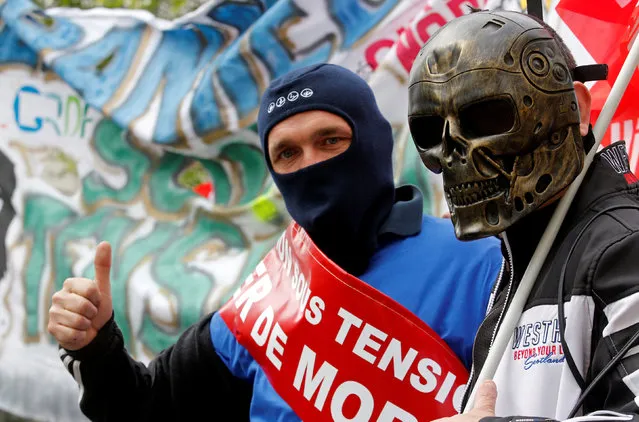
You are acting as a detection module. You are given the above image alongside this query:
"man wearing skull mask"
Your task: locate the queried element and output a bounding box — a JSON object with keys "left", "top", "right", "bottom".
{"left": 408, "top": 8, "right": 639, "bottom": 422}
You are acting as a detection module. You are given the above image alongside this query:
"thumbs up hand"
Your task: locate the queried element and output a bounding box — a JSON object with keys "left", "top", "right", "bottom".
{"left": 48, "top": 242, "right": 114, "bottom": 351}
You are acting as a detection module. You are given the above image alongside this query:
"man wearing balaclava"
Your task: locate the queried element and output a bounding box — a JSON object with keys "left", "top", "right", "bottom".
{"left": 46, "top": 64, "right": 503, "bottom": 421}
{"left": 408, "top": 9, "right": 639, "bottom": 422}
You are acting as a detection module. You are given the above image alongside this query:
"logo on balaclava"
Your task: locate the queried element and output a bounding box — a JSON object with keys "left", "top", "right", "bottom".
{"left": 287, "top": 91, "right": 299, "bottom": 101}
{"left": 267, "top": 90, "right": 312, "bottom": 113}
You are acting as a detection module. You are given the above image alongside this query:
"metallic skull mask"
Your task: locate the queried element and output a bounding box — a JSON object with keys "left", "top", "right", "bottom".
{"left": 408, "top": 10, "right": 585, "bottom": 240}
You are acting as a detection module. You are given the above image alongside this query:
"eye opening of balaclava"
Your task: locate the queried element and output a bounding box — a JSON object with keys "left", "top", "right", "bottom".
{"left": 407, "top": 10, "right": 591, "bottom": 241}
{"left": 258, "top": 63, "right": 395, "bottom": 275}
{"left": 264, "top": 104, "right": 357, "bottom": 174}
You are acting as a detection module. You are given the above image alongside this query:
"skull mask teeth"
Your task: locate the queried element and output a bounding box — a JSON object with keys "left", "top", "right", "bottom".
{"left": 408, "top": 10, "right": 585, "bottom": 240}
{"left": 445, "top": 175, "right": 510, "bottom": 207}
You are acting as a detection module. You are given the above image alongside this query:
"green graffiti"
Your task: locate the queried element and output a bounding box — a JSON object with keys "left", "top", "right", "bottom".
{"left": 148, "top": 153, "right": 197, "bottom": 214}
{"left": 80, "top": 104, "right": 94, "bottom": 138}
{"left": 45, "top": 93, "right": 62, "bottom": 116}
{"left": 82, "top": 119, "right": 151, "bottom": 207}
{"left": 51, "top": 208, "right": 117, "bottom": 291}
{"left": 84, "top": 120, "right": 269, "bottom": 214}
{"left": 140, "top": 215, "right": 246, "bottom": 353}
{"left": 64, "top": 95, "right": 82, "bottom": 136}
{"left": 200, "top": 160, "right": 231, "bottom": 205}
{"left": 22, "top": 195, "right": 77, "bottom": 338}
{"left": 219, "top": 143, "right": 267, "bottom": 205}
{"left": 21, "top": 117, "right": 276, "bottom": 352}
{"left": 22, "top": 194, "right": 250, "bottom": 350}
{"left": 177, "top": 161, "right": 208, "bottom": 188}
{"left": 148, "top": 143, "right": 268, "bottom": 213}
{"left": 82, "top": 119, "right": 272, "bottom": 213}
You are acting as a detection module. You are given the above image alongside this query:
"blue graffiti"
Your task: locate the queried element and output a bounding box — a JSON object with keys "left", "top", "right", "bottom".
{"left": 13, "top": 84, "right": 94, "bottom": 136}
{"left": 248, "top": 1, "right": 333, "bottom": 78}
{"left": 0, "top": 22, "right": 38, "bottom": 66}
{"left": 2, "top": 0, "right": 83, "bottom": 51}
{"left": 13, "top": 86, "right": 41, "bottom": 132}
{"left": 54, "top": 26, "right": 145, "bottom": 108}
{"left": 330, "top": 0, "right": 400, "bottom": 49}
{"left": 1, "top": 0, "right": 399, "bottom": 152}
{"left": 208, "top": 0, "right": 267, "bottom": 33}
{"left": 110, "top": 25, "right": 226, "bottom": 143}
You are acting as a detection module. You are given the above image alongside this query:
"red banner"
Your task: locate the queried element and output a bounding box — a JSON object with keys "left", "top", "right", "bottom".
{"left": 219, "top": 223, "right": 468, "bottom": 421}
{"left": 557, "top": 0, "right": 639, "bottom": 174}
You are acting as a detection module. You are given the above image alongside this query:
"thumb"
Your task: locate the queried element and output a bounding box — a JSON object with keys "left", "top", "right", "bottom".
{"left": 94, "top": 241, "right": 112, "bottom": 297}
{"left": 473, "top": 380, "right": 497, "bottom": 415}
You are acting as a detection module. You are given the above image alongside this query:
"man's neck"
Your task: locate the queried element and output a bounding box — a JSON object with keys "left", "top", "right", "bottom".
{"left": 504, "top": 200, "right": 559, "bottom": 279}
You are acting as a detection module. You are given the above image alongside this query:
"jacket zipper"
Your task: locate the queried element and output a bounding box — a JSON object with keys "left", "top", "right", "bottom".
{"left": 465, "top": 258, "right": 505, "bottom": 389}
{"left": 464, "top": 234, "right": 515, "bottom": 410}
{"left": 489, "top": 233, "right": 515, "bottom": 347}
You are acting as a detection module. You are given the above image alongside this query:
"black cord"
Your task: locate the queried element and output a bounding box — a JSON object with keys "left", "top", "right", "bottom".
{"left": 556, "top": 205, "right": 639, "bottom": 418}
{"left": 569, "top": 329, "right": 639, "bottom": 418}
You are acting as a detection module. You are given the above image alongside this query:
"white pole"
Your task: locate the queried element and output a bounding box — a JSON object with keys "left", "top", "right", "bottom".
{"left": 463, "top": 31, "right": 639, "bottom": 413}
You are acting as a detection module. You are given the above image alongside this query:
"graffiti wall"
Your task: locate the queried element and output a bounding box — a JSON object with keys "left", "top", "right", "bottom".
{"left": 0, "top": 63, "right": 289, "bottom": 421}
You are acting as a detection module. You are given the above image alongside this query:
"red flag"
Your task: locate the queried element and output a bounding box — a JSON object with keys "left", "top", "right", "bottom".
{"left": 556, "top": 0, "right": 639, "bottom": 174}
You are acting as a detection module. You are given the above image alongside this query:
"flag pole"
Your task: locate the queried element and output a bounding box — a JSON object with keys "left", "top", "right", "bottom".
{"left": 464, "top": 28, "right": 639, "bottom": 413}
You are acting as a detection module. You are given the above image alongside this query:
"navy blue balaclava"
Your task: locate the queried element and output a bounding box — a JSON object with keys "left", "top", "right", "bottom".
{"left": 257, "top": 64, "right": 395, "bottom": 275}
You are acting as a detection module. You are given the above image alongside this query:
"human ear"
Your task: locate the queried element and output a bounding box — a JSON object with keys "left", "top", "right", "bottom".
{"left": 574, "top": 81, "right": 592, "bottom": 137}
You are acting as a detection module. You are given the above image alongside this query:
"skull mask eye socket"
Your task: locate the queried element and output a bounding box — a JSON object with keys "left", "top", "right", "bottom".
{"left": 409, "top": 115, "right": 446, "bottom": 150}
{"left": 459, "top": 97, "right": 516, "bottom": 138}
